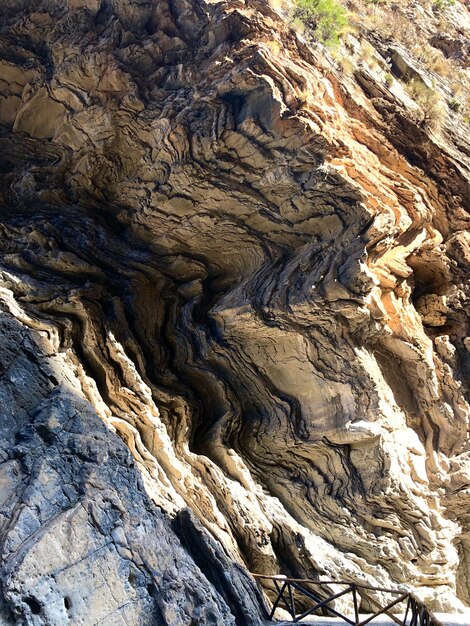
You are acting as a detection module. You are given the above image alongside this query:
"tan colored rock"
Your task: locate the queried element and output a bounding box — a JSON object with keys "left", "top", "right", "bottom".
{"left": 13, "top": 88, "right": 66, "bottom": 139}
{"left": 68, "top": 0, "right": 101, "bottom": 12}
{"left": 0, "top": 60, "right": 41, "bottom": 125}
{"left": 415, "top": 294, "right": 449, "bottom": 326}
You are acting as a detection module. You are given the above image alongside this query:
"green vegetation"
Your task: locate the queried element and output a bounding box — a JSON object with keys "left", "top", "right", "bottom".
{"left": 413, "top": 44, "right": 449, "bottom": 77}
{"left": 339, "top": 56, "right": 355, "bottom": 75}
{"left": 407, "top": 79, "right": 444, "bottom": 130}
{"left": 433, "top": 0, "right": 455, "bottom": 10}
{"left": 293, "top": 0, "right": 348, "bottom": 47}
{"left": 448, "top": 97, "right": 461, "bottom": 112}
{"left": 384, "top": 72, "right": 394, "bottom": 87}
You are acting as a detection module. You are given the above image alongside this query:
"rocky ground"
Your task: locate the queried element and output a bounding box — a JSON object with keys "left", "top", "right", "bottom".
{"left": 0, "top": 0, "right": 469, "bottom": 624}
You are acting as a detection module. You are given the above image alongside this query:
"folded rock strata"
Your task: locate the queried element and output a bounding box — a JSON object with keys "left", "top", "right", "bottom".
{"left": 0, "top": 0, "right": 469, "bottom": 624}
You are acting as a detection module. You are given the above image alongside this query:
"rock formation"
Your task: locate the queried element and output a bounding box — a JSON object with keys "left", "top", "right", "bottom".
{"left": 0, "top": 0, "right": 469, "bottom": 623}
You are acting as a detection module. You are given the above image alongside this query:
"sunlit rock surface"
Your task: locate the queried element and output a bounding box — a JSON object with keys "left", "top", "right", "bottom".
{"left": 0, "top": 0, "right": 469, "bottom": 624}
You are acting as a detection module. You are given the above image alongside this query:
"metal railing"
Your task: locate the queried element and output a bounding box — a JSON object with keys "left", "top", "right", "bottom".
{"left": 251, "top": 574, "right": 444, "bottom": 626}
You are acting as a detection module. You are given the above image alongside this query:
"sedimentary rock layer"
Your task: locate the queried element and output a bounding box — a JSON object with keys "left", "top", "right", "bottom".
{"left": 0, "top": 0, "right": 469, "bottom": 624}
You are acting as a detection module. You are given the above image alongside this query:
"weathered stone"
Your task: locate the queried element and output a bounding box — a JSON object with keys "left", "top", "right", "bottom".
{"left": 0, "top": 0, "right": 469, "bottom": 623}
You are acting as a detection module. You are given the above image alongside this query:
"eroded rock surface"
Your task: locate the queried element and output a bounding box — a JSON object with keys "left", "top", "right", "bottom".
{"left": 0, "top": 0, "right": 469, "bottom": 624}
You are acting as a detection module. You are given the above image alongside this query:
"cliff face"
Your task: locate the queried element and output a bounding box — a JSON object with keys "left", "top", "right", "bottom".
{"left": 0, "top": 0, "right": 469, "bottom": 624}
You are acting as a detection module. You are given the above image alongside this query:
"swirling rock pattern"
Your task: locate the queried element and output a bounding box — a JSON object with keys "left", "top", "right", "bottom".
{"left": 0, "top": 0, "right": 469, "bottom": 623}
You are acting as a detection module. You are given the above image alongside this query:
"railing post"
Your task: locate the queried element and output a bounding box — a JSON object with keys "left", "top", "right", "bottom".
{"left": 288, "top": 582, "right": 296, "bottom": 619}
{"left": 352, "top": 584, "right": 359, "bottom": 625}
{"left": 420, "top": 604, "right": 426, "bottom": 626}
{"left": 403, "top": 596, "right": 411, "bottom": 626}
{"left": 410, "top": 597, "right": 417, "bottom": 626}
{"left": 269, "top": 580, "right": 287, "bottom": 620}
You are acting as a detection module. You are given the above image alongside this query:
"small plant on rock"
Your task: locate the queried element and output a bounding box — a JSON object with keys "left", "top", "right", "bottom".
{"left": 339, "top": 56, "right": 355, "bottom": 75}
{"left": 265, "top": 39, "right": 282, "bottom": 55}
{"left": 448, "top": 97, "right": 461, "bottom": 112}
{"left": 433, "top": 0, "right": 455, "bottom": 10}
{"left": 413, "top": 45, "right": 450, "bottom": 77}
{"left": 407, "top": 79, "right": 445, "bottom": 130}
{"left": 293, "top": 0, "right": 348, "bottom": 47}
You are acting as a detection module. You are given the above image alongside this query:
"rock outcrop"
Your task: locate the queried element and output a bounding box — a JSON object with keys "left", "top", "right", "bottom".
{"left": 0, "top": 0, "right": 469, "bottom": 624}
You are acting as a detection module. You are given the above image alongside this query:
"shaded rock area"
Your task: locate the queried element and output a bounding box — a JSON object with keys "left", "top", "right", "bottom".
{"left": 0, "top": 313, "right": 264, "bottom": 625}
{"left": 0, "top": 0, "right": 469, "bottom": 624}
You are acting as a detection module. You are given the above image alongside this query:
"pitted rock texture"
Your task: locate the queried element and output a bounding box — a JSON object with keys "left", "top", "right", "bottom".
{"left": 0, "top": 0, "right": 469, "bottom": 624}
